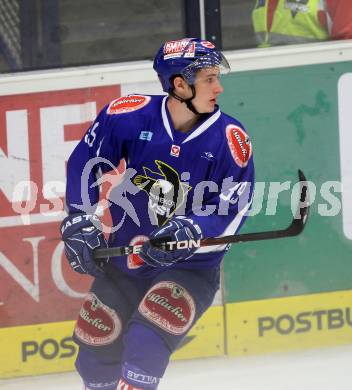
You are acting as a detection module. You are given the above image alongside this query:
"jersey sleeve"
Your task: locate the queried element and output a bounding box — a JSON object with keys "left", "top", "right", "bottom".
{"left": 188, "top": 124, "right": 255, "bottom": 252}
{"left": 65, "top": 105, "right": 131, "bottom": 214}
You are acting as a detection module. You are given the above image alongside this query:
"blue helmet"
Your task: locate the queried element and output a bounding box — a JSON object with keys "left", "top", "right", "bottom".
{"left": 153, "top": 38, "right": 230, "bottom": 93}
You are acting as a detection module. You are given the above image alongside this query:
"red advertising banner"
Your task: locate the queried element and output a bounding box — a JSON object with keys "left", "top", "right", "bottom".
{"left": 0, "top": 85, "right": 121, "bottom": 327}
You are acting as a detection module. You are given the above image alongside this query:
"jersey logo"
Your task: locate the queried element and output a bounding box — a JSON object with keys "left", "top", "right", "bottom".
{"left": 170, "top": 144, "right": 181, "bottom": 157}
{"left": 133, "top": 160, "right": 191, "bottom": 226}
{"left": 201, "top": 151, "right": 215, "bottom": 161}
{"left": 139, "top": 130, "right": 153, "bottom": 141}
{"left": 226, "top": 124, "right": 252, "bottom": 168}
{"left": 107, "top": 94, "right": 151, "bottom": 115}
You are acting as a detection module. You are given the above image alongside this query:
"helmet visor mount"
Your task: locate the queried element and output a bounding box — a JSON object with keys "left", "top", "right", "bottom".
{"left": 180, "top": 51, "right": 230, "bottom": 86}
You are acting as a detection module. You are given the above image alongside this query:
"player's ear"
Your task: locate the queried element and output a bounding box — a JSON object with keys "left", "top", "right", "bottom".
{"left": 173, "top": 76, "right": 188, "bottom": 93}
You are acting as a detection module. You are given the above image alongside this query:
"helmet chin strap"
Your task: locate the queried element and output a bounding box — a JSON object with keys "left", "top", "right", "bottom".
{"left": 169, "top": 85, "right": 203, "bottom": 116}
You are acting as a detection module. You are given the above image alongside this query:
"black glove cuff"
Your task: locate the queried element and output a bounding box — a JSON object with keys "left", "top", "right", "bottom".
{"left": 61, "top": 213, "right": 101, "bottom": 240}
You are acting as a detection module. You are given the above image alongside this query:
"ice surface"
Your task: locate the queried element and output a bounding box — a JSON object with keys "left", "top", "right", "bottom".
{"left": 0, "top": 345, "right": 351, "bottom": 389}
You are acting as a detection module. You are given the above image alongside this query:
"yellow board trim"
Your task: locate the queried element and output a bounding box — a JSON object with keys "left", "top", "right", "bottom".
{"left": 226, "top": 289, "right": 352, "bottom": 357}
{"left": 172, "top": 305, "right": 224, "bottom": 360}
{"left": 0, "top": 306, "right": 224, "bottom": 378}
{"left": 0, "top": 321, "right": 77, "bottom": 379}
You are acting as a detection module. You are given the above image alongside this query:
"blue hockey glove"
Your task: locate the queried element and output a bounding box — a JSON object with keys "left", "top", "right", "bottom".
{"left": 140, "top": 217, "right": 202, "bottom": 267}
{"left": 60, "top": 213, "right": 107, "bottom": 277}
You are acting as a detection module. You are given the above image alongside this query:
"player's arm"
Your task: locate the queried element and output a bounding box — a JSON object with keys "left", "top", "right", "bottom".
{"left": 189, "top": 154, "right": 255, "bottom": 253}
{"left": 65, "top": 106, "right": 125, "bottom": 214}
{"left": 61, "top": 105, "right": 128, "bottom": 276}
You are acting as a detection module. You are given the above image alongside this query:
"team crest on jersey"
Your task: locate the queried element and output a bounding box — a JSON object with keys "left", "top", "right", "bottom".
{"left": 133, "top": 160, "right": 191, "bottom": 226}
{"left": 170, "top": 144, "right": 181, "bottom": 157}
{"left": 138, "top": 281, "right": 196, "bottom": 335}
{"left": 226, "top": 124, "right": 252, "bottom": 168}
{"left": 107, "top": 94, "right": 151, "bottom": 115}
{"left": 74, "top": 293, "right": 122, "bottom": 346}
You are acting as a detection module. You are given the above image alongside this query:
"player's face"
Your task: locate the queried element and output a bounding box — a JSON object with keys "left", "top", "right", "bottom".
{"left": 192, "top": 67, "right": 224, "bottom": 113}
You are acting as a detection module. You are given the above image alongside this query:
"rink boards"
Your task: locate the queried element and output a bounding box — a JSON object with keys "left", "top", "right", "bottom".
{"left": 0, "top": 306, "right": 224, "bottom": 378}
{"left": 226, "top": 289, "right": 352, "bottom": 357}
{"left": 2, "top": 289, "right": 352, "bottom": 378}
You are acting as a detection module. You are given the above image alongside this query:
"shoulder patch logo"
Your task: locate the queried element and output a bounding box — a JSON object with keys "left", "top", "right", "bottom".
{"left": 107, "top": 94, "right": 151, "bottom": 115}
{"left": 226, "top": 124, "right": 252, "bottom": 168}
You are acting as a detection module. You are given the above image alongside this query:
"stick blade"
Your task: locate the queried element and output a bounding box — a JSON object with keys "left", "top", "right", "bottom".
{"left": 287, "top": 169, "right": 310, "bottom": 236}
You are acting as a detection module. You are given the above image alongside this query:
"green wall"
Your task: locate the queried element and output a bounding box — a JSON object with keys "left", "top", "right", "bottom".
{"left": 220, "top": 61, "right": 352, "bottom": 303}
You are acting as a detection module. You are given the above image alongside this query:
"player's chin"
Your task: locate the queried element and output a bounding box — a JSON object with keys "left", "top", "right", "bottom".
{"left": 199, "top": 102, "right": 215, "bottom": 113}
{"left": 209, "top": 99, "right": 218, "bottom": 109}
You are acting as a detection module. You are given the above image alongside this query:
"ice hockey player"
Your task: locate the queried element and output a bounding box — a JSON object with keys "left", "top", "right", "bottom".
{"left": 61, "top": 37, "right": 255, "bottom": 389}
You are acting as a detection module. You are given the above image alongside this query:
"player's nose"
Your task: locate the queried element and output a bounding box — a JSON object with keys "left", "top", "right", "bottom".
{"left": 214, "top": 80, "right": 224, "bottom": 95}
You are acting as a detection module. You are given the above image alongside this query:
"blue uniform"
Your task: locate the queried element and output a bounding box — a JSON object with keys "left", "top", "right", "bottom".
{"left": 65, "top": 94, "right": 255, "bottom": 389}
{"left": 66, "top": 94, "right": 254, "bottom": 275}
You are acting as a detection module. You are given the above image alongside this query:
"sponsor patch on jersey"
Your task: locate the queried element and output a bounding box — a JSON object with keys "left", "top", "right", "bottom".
{"left": 163, "top": 39, "right": 195, "bottom": 59}
{"left": 107, "top": 95, "right": 151, "bottom": 115}
{"left": 170, "top": 144, "right": 181, "bottom": 157}
{"left": 138, "top": 281, "right": 196, "bottom": 335}
{"left": 127, "top": 235, "right": 149, "bottom": 269}
{"left": 226, "top": 124, "right": 252, "bottom": 168}
{"left": 74, "top": 293, "right": 122, "bottom": 346}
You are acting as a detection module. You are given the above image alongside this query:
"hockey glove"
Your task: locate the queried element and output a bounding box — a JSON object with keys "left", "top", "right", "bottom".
{"left": 60, "top": 213, "right": 107, "bottom": 277}
{"left": 140, "top": 217, "right": 202, "bottom": 267}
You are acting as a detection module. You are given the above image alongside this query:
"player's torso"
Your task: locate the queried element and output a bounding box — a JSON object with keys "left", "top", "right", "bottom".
{"left": 109, "top": 96, "right": 226, "bottom": 232}
{"left": 104, "top": 94, "right": 243, "bottom": 275}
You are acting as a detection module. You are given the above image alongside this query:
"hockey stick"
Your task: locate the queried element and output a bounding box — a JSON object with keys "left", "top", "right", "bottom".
{"left": 94, "top": 169, "right": 309, "bottom": 259}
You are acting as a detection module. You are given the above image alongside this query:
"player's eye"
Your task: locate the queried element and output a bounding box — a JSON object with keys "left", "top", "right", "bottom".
{"left": 206, "top": 74, "right": 220, "bottom": 83}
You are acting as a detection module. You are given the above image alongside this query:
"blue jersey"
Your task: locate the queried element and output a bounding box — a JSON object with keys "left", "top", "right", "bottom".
{"left": 65, "top": 94, "right": 255, "bottom": 277}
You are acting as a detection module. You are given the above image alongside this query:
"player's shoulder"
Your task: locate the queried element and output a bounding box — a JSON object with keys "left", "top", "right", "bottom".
{"left": 218, "top": 111, "right": 247, "bottom": 132}
{"left": 104, "top": 94, "right": 164, "bottom": 117}
{"left": 93, "top": 94, "right": 163, "bottom": 139}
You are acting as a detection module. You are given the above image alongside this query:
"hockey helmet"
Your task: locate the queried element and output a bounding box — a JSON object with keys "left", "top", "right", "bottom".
{"left": 153, "top": 38, "right": 230, "bottom": 93}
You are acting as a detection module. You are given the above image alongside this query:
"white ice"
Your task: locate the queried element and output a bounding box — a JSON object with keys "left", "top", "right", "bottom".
{"left": 1, "top": 345, "right": 351, "bottom": 389}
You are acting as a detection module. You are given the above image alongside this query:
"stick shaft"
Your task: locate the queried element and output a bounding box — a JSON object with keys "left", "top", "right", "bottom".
{"left": 94, "top": 169, "right": 309, "bottom": 260}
